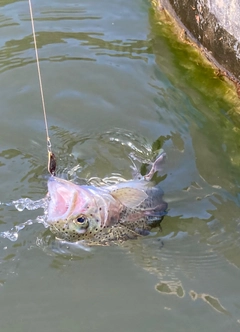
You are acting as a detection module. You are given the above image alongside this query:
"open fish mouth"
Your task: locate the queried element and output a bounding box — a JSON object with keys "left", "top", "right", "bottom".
{"left": 47, "top": 176, "right": 78, "bottom": 222}
{"left": 46, "top": 150, "right": 168, "bottom": 242}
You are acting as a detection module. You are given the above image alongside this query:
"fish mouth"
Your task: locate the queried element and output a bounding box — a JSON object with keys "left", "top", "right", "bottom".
{"left": 47, "top": 176, "right": 78, "bottom": 222}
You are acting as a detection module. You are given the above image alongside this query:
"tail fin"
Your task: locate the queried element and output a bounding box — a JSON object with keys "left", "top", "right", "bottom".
{"left": 144, "top": 150, "right": 166, "bottom": 181}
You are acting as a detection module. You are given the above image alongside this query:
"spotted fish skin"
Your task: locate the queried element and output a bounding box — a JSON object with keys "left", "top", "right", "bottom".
{"left": 49, "top": 187, "right": 167, "bottom": 244}
{"left": 47, "top": 151, "right": 168, "bottom": 244}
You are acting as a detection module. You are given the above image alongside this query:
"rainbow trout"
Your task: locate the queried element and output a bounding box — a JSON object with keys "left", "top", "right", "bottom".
{"left": 47, "top": 151, "right": 168, "bottom": 244}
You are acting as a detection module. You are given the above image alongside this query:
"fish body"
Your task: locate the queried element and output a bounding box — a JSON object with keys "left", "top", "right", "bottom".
{"left": 47, "top": 151, "right": 168, "bottom": 244}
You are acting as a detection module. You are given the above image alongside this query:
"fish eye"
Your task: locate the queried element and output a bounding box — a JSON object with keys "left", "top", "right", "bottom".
{"left": 74, "top": 215, "right": 89, "bottom": 230}
{"left": 76, "top": 216, "right": 85, "bottom": 223}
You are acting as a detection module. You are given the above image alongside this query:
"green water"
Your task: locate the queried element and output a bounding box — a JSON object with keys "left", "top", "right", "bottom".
{"left": 0, "top": 0, "right": 240, "bottom": 331}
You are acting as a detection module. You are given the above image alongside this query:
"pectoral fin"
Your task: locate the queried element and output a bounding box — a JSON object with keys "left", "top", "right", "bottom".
{"left": 111, "top": 188, "right": 147, "bottom": 208}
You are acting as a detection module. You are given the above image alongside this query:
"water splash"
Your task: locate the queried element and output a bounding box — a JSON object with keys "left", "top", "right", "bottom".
{"left": 0, "top": 196, "right": 49, "bottom": 242}
{"left": 36, "top": 234, "right": 93, "bottom": 256}
{"left": 13, "top": 197, "right": 47, "bottom": 212}
{"left": 0, "top": 216, "right": 48, "bottom": 242}
{"left": 0, "top": 230, "right": 19, "bottom": 241}
{"left": 88, "top": 175, "right": 127, "bottom": 186}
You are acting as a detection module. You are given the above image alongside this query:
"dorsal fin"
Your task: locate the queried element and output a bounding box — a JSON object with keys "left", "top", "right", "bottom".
{"left": 111, "top": 188, "right": 147, "bottom": 208}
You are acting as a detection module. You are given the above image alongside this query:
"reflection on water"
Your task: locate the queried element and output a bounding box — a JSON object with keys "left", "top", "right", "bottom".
{"left": 0, "top": 0, "right": 240, "bottom": 331}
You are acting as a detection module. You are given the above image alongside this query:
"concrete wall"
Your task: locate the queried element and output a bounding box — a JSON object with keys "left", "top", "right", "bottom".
{"left": 156, "top": 0, "right": 240, "bottom": 82}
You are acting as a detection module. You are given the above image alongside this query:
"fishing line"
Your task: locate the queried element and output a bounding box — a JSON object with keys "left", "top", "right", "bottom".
{"left": 28, "top": 0, "right": 56, "bottom": 175}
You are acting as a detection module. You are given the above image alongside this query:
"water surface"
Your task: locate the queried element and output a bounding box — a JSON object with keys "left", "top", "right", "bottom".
{"left": 0, "top": 0, "right": 240, "bottom": 331}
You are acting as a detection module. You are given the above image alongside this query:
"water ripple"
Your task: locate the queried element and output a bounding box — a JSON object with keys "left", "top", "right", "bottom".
{"left": 0, "top": 31, "right": 151, "bottom": 73}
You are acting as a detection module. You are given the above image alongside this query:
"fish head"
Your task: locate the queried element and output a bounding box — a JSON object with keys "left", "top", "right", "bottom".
{"left": 47, "top": 176, "right": 93, "bottom": 222}
{"left": 47, "top": 176, "right": 103, "bottom": 241}
{"left": 49, "top": 213, "right": 100, "bottom": 241}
